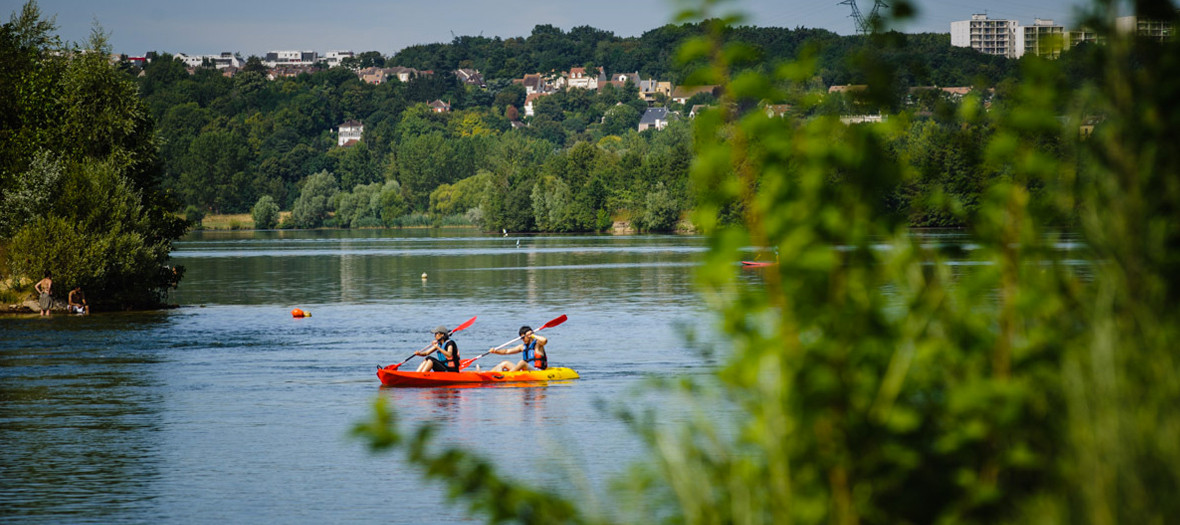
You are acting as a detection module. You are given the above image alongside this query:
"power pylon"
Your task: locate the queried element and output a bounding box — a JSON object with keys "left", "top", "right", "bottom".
{"left": 839, "top": 0, "right": 890, "bottom": 35}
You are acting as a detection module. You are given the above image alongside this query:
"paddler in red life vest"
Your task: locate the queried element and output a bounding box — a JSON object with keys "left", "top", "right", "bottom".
{"left": 415, "top": 325, "right": 461, "bottom": 373}
{"left": 490, "top": 326, "right": 548, "bottom": 372}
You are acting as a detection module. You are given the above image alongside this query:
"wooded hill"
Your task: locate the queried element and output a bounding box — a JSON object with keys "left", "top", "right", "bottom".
{"left": 130, "top": 22, "right": 1090, "bottom": 232}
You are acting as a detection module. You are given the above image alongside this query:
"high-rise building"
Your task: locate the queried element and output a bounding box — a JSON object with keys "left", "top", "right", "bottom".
{"left": 952, "top": 14, "right": 1018, "bottom": 58}
{"left": 1115, "top": 16, "right": 1174, "bottom": 41}
{"left": 1015, "top": 19, "right": 1066, "bottom": 58}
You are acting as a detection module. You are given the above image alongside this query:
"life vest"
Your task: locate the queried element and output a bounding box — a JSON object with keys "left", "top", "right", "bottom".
{"left": 436, "top": 340, "right": 460, "bottom": 371}
{"left": 522, "top": 338, "right": 547, "bottom": 370}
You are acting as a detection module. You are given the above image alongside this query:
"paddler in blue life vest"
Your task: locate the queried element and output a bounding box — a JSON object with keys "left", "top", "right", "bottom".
{"left": 489, "top": 326, "right": 548, "bottom": 372}
{"left": 415, "top": 325, "right": 461, "bottom": 373}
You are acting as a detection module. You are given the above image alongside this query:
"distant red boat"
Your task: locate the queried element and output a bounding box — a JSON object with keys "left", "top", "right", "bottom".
{"left": 740, "top": 261, "right": 777, "bottom": 267}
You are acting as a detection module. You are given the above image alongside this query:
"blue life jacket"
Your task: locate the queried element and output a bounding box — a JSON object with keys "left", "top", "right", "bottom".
{"left": 435, "top": 340, "right": 459, "bottom": 371}
{"left": 522, "top": 339, "right": 547, "bottom": 370}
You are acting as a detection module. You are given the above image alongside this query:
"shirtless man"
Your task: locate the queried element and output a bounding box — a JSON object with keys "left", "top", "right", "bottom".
{"left": 34, "top": 272, "right": 52, "bottom": 316}
{"left": 68, "top": 286, "right": 89, "bottom": 315}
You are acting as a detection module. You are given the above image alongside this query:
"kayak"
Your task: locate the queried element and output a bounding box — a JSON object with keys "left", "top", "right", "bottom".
{"left": 741, "top": 260, "right": 777, "bottom": 267}
{"left": 377, "top": 366, "right": 580, "bottom": 387}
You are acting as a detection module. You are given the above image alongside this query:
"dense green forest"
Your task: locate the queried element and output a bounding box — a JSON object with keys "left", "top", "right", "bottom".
{"left": 130, "top": 21, "right": 1066, "bottom": 232}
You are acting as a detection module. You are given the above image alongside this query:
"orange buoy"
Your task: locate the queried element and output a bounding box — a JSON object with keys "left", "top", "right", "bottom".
{"left": 292, "top": 308, "right": 308, "bottom": 318}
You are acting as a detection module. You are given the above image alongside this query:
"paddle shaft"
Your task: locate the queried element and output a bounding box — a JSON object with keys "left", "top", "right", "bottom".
{"left": 459, "top": 314, "right": 566, "bottom": 370}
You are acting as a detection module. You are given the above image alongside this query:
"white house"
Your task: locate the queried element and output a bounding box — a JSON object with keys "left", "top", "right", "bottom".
{"left": 176, "top": 52, "right": 243, "bottom": 69}
{"left": 337, "top": 120, "right": 363, "bottom": 147}
{"left": 322, "top": 51, "right": 354, "bottom": 67}
{"left": 263, "top": 50, "right": 317, "bottom": 67}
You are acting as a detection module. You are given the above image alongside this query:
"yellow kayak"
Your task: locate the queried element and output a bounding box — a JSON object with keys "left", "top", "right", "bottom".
{"left": 378, "top": 366, "right": 580, "bottom": 387}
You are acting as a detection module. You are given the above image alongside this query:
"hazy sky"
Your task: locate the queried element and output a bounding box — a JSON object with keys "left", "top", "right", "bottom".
{"left": 14, "top": 0, "right": 1087, "bottom": 57}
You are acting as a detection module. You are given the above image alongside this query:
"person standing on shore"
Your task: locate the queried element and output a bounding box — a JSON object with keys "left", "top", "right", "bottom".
{"left": 34, "top": 272, "right": 52, "bottom": 316}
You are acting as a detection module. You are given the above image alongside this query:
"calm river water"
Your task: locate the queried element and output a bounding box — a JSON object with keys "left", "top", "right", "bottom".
{"left": 1, "top": 229, "right": 722, "bottom": 523}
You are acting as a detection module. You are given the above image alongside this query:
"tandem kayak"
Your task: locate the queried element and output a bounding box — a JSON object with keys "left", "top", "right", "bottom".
{"left": 377, "top": 366, "right": 580, "bottom": 387}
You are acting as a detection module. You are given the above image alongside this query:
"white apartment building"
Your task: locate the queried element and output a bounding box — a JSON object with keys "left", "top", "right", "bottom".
{"left": 263, "top": 50, "right": 318, "bottom": 67}
{"left": 1015, "top": 19, "right": 1066, "bottom": 58}
{"left": 176, "top": 52, "right": 243, "bottom": 69}
{"left": 1115, "top": 16, "right": 1174, "bottom": 41}
{"left": 952, "top": 14, "right": 1018, "bottom": 58}
{"left": 321, "top": 51, "right": 354, "bottom": 67}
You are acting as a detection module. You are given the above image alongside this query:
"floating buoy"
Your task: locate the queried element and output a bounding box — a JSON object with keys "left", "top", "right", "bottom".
{"left": 421, "top": 272, "right": 428, "bottom": 280}
{"left": 292, "top": 308, "right": 310, "bottom": 318}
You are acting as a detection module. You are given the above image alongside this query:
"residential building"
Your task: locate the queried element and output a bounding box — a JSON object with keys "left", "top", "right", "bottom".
{"left": 337, "top": 120, "right": 363, "bottom": 147}
{"left": 263, "top": 50, "right": 317, "bottom": 67}
{"left": 429, "top": 100, "right": 451, "bottom": 113}
{"left": 267, "top": 65, "right": 315, "bottom": 80}
{"left": 176, "top": 52, "right": 243, "bottom": 69}
{"left": 639, "top": 80, "right": 672, "bottom": 103}
{"left": 1015, "top": 19, "right": 1066, "bottom": 58}
{"left": 566, "top": 66, "right": 604, "bottom": 90}
{"left": 321, "top": 51, "right": 354, "bottom": 67}
{"left": 1115, "top": 15, "right": 1174, "bottom": 41}
{"left": 670, "top": 85, "right": 720, "bottom": 105}
{"left": 763, "top": 103, "right": 792, "bottom": 118}
{"left": 523, "top": 93, "right": 547, "bottom": 117}
{"left": 518, "top": 73, "right": 546, "bottom": 94}
{"left": 951, "top": 14, "right": 1018, "bottom": 58}
{"left": 1069, "top": 29, "right": 1099, "bottom": 48}
{"left": 638, "top": 107, "right": 670, "bottom": 131}
{"left": 828, "top": 85, "right": 868, "bottom": 94}
{"left": 356, "top": 66, "right": 420, "bottom": 84}
{"left": 455, "top": 68, "right": 485, "bottom": 88}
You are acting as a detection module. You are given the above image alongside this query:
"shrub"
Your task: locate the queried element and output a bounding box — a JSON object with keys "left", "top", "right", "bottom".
{"left": 251, "top": 195, "right": 280, "bottom": 229}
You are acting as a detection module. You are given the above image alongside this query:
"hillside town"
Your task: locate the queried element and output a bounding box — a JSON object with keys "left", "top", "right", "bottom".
{"left": 113, "top": 12, "right": 1173, "bottom": 141}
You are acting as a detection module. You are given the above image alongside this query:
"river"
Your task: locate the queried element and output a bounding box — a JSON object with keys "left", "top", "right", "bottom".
{"left": 0, "top": 229, "right": 721, "bottom": 523}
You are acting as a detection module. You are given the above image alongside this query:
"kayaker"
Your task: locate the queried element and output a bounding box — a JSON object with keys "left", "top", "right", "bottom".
{"left": 489, "top": 326, "right": 548, "bottom": 372}
{"left": 415, "top": 325, "right": 461, "bottom": 373}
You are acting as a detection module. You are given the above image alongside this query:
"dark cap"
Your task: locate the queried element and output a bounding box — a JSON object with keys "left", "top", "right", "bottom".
{"left": 431, "top": 325, "right": 449, "bottom": 336}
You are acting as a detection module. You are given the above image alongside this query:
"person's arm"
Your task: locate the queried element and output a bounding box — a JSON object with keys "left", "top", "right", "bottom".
{"left": 416, "top": 341, "right": 439, "bottom": 357}
{"left": 494, "top": 343, "right": 524, "bottom": 356}
{"left": 440, "top": 341, "right": 457, "bottom": 359}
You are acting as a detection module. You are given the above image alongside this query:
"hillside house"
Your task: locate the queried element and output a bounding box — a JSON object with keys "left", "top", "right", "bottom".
{"left": 671, "top": 85, "right": 720, "bottom": 105}
{"left": 523, "top": 92, "right": 550, "bottom": 117}
{"left": 337, "top": 120, "right": 363, "bottom": 147}
{"left": 429, "top": 100, "right": 451, "bottom": 113}
{"left": 565, "top": 66, "right": 605, "bottom": 90}
{"left": 638, "top": 107, "right": 671, "bottom": 131}
{"left": 455, "top": 68, "right": 485, "bottom": 87}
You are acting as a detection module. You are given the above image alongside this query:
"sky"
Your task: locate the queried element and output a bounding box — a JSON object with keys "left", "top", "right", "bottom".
{"left": 12, "top": 0, "right": 1087, "bottom": 57}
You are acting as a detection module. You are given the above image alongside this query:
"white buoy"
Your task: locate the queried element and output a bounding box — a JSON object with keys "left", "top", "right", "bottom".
{"left": 421, "top": 272, "right": 428, "bottom": 280}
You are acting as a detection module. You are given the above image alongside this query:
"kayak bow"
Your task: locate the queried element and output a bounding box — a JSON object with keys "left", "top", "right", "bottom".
{"left": 377, "top": 366, "right": 579, "bottom": 387}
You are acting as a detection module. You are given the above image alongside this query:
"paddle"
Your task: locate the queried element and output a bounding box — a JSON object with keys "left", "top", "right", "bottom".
{"left": 459, "top": 314, "right": 567, "bottom": 370}
{"left": 384, "top": 316, "right": 477, "bottom": 371}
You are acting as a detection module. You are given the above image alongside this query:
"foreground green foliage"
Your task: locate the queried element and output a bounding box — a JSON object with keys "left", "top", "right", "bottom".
{"left": 0, "top": 2, "right": 186, "bottom": 308}
{"left": 355, "top": 0, "right": 1180, "bottom": 522}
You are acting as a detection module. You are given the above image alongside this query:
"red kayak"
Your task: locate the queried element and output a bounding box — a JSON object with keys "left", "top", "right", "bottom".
{"left": 741, "top": 260, "right": 777, "bottom": 267}
{"left": 377, "top": 366, "right": 580, "bottom": 387}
